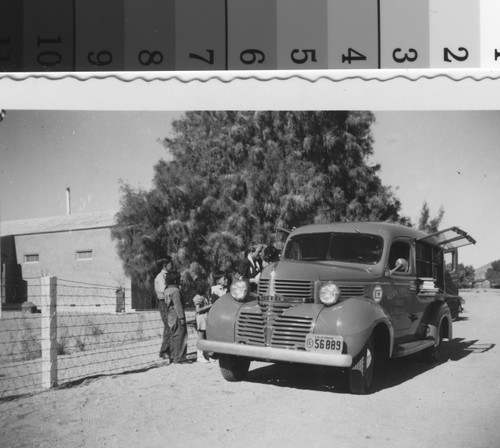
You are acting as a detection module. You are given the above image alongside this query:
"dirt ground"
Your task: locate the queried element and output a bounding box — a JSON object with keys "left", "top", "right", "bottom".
{"left": 1, "top": 290, "right": 499, "bottom": 448}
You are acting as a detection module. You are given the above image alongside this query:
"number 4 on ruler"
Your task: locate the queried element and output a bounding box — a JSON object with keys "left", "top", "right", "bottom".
{"left": 342, "top": 48, "right": 367, "bottom": 64}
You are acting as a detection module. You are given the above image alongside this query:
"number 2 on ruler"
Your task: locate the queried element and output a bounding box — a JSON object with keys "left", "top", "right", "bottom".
{"left": 443, "top": 47, "right": 469, "bottom": 63}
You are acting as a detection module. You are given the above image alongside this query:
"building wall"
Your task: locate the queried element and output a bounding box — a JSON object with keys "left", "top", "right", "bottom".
{"left": 10, "top": 227, "right": 132, "bottom": 312}
{"left": 474, "top": 279, "right": 491, "bottom": 289}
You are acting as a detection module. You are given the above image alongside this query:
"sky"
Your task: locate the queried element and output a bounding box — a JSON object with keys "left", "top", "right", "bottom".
{"left": 0, "top": 109, "right": 498, "bottom": 269}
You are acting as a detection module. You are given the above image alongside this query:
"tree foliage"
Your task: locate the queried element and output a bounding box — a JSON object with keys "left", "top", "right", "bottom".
{"left": 417, "top": 201, "right": 445, "bottom": 234}
{"left": 456, "top": 263, "right": 475, "bottom": 289}
{"left": 112, "top": 111, "right": 406, "bottom": 280}
{"left": 485, "top": 260, "right": 500, "bottom": 286}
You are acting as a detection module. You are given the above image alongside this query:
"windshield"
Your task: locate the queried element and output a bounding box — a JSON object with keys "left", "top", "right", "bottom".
{"left": 283, "top": 232, "right": 384, "bottom": 265}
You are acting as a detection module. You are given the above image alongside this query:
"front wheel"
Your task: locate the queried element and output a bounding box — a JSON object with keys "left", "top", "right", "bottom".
{"left": 348, "top": 336, "right": 375, "bottom": 394}
{"left": 219, "top": 355, "right": 251, "bottom": 382}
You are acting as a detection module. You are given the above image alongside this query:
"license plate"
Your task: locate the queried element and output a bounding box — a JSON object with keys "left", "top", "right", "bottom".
{"left": 305, "top": 334, "right": 344, "bottom": 353}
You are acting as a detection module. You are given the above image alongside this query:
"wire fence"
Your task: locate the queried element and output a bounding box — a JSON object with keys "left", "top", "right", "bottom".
{"left": 0, "top": 276, "right": 198, "bottom": 399}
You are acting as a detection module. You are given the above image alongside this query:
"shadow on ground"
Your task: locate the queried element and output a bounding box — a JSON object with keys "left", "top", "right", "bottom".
{"left": 244, "top": 337, "right": 495, "bottom": 394}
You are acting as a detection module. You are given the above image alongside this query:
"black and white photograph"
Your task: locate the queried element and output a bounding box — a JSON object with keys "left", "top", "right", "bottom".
{"left": 0, "top": 107, "right": 499, "bottom": 447}
{"left": 3, "top": 0, "right": 500, "bottom": 445}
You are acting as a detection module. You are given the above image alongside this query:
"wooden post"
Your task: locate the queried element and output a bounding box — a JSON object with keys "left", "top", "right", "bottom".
{"left": 41, "top": 276, "right": 57, "bottom": 389}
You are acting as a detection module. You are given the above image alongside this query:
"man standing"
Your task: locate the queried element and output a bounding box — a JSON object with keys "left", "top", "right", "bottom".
{"left": 155, "top": 258, "right": 173, "bottom": 360}
{"left": 164, "top": 270, "right": 188, "bottom": 364}
{"left": 237, "top": 243, "right": 265, "bottom": 291}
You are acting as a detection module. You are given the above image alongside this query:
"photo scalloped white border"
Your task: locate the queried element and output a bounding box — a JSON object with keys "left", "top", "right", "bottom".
{"left": 1, "top": 68, "right": 500, "bottom": 111}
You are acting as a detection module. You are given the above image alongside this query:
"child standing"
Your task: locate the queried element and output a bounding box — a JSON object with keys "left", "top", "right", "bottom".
{"left": 192, "top": 277, "right": 212, "bottom": 363}
{"left": 210, "top": 272, "right": 229, "bottom": 303}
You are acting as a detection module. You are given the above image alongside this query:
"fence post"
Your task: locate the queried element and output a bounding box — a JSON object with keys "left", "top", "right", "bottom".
{"left": 41, "top": 276, "right": 57, "bottom": 389}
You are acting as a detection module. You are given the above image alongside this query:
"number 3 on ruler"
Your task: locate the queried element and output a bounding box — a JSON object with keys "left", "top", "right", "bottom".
{"left": 392, "top": 48, "right": 418, "bottom": 63}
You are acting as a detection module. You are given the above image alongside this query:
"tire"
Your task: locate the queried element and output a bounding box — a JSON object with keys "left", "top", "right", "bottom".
{"left": 422, "top": 317, "right": 445, "bottom": 364}
{"left": 348, "top": 336, "right": 375, "bottom": 395}
{"left": 218, "top": 355, "right": 251, "bottom": 382}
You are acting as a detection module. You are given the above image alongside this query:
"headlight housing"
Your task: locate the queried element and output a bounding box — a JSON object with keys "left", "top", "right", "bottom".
{"left": 230, "top": 280, "right": 250, "bottom": 302}
{"left": 319, "top": 282, "right": 340, "bottom": 306}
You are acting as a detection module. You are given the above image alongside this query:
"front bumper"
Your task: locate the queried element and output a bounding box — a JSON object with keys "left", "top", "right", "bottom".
{"left": 197, "top": 339, "right": 353, "bottom": 368}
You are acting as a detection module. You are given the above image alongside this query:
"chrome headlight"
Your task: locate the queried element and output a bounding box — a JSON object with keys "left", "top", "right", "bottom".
{"left": 230, "top": 280, "right": 250, "bottom": 302}
{"left": 319, "top": 283, "right": 340, "bottom": 306}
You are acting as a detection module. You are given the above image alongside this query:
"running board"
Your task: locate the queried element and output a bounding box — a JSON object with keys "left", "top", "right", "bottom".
{"left": 392, "top": 340, "right": 435, "bottom": 358}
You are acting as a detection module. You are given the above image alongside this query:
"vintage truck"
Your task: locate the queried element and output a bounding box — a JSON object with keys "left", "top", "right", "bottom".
{"left": 198, "top": 222, "right": 475, "bottom": 394}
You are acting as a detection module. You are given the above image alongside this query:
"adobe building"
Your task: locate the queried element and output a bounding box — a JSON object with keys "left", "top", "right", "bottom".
{"left": 0, "top": 211, "right": 133, "bottom": 313}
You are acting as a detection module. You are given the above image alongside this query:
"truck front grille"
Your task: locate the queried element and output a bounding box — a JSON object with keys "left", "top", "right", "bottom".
{"left": 258, "top": 278, "right": 313, "bottom": 301}
{"left": 340, "top": 286, "right": 365, "bottom": 297}
{"left": 236, "top": 312, "right": 265, "bottom": 345}
{"left": 258, "top": 278, "right": 365, "bottom": 300}
{"left": 237, "top": 277, "right": 365, "bottom": 350}
{"left": 271, "top": 315, "right": 313, "bottom": 348}
{"left": 236, "top": 300, "right": 313, "bottom": 349}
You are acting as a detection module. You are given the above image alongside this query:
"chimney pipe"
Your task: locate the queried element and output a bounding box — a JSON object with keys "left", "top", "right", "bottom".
{"left": 66, "top": 187, "right": 71, "bottom": 216}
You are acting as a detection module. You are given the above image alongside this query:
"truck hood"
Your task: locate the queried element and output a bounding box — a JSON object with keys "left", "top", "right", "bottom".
{"left": 263, "top": 260, "right": 381, "bottom": 282}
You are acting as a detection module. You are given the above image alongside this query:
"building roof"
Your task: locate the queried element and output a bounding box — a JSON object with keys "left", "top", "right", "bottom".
{"left": 0, "top": 211, "right": 117, "bottom": 236}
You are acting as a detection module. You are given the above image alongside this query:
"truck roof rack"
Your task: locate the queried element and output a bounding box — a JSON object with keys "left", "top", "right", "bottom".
{"left": 418, "top": 226, "right": 476, "bottom": 251}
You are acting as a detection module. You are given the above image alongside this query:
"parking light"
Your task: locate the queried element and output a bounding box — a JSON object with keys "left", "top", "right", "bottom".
{"left": 372, "top": 285, "right": 383, "bottom": 303}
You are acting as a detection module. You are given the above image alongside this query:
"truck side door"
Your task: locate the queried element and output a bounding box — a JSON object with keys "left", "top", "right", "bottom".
{"left": 385, "top": 238, "right": 415, "bottom": 340}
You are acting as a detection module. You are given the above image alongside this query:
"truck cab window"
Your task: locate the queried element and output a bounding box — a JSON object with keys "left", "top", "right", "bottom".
{"left": 388, "top": 241, "right": 411, "bottom": 273}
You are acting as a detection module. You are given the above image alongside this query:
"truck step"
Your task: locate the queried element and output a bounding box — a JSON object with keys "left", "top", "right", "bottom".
{"left": 392, "top": 340, "right": 435, "bottom": 358}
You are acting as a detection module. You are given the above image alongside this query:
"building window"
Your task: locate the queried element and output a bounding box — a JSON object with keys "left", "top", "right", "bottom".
{"left": 76, "top": 250, "right": 93, "bottom": 260}
{"left": 24, "top": 254, "right": 39, "bottom": 263}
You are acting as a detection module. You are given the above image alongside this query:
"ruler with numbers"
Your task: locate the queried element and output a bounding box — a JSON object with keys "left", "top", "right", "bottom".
{"left": 1, "top": 0, "right": 499, "bottom": 73}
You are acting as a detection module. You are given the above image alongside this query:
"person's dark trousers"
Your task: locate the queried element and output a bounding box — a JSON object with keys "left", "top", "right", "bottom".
{"left": 168, "top": 311, "right": 188, "bottom": 363}
{"left": 158, "top": 300, "right": 171, "bottom": 360}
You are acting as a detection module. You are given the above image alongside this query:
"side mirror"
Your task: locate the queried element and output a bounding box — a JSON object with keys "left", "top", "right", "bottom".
{"left": 389, "top": 258, "right": 409, "bottom": 276}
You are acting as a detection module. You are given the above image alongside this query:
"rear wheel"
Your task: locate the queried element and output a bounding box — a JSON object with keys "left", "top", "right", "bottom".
{"left": 422, "top": 318, "right": 446, "bottom": 363}
{"left": 219, "top": 355, "right": 250, "bottom": 382}
{"left": 348, "top": 336, "right": 375, "bottom": 394}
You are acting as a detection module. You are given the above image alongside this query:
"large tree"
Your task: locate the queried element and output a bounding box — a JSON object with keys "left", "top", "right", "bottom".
{"left": 112, "top": 111, "right": 404, "bottom": 280}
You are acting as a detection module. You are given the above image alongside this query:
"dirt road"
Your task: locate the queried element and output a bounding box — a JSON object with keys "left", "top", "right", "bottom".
{"left": 1, "top": 290, "right": 499, "bottom": 448}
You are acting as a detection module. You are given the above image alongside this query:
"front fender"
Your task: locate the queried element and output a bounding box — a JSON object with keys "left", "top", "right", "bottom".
{"left": 314, "top": 298, "right": 394, "bottom": 359}
{"left": 206, "top": 294, "right": 245, "bottom": 342}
